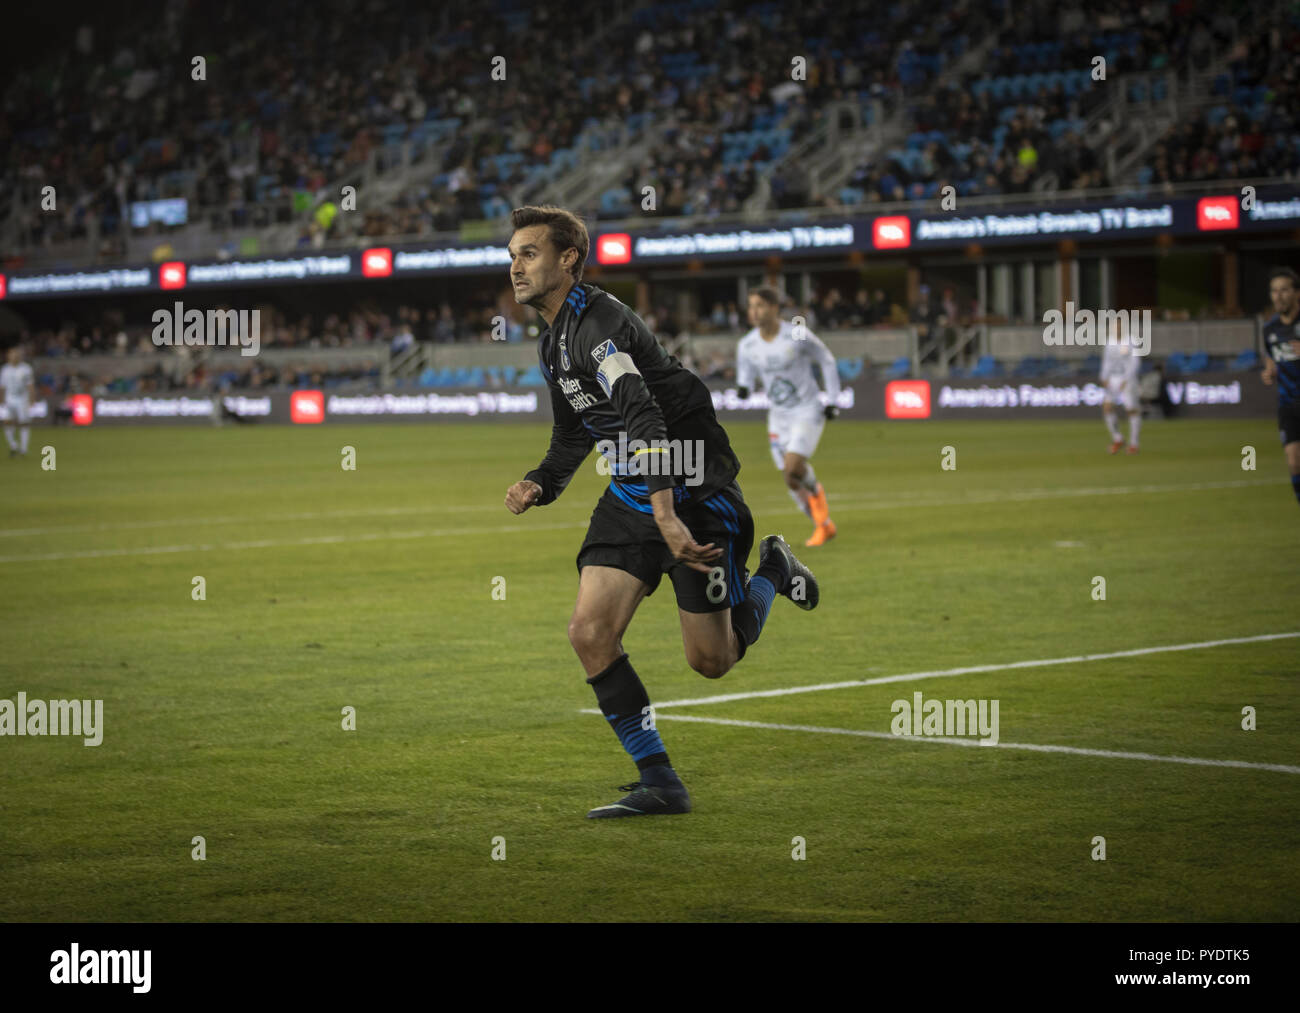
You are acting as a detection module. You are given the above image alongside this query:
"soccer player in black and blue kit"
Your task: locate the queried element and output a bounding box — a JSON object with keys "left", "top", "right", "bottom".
{"left": 502, "top": 205, "right": 820, "bottom": 819}
{"left": 1260, "top": 266, "right": 1300, "bottom": 508}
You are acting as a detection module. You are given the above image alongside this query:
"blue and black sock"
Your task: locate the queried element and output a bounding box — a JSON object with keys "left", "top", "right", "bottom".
{"left": 587, "top": 653, "right": 680, "bottom": 786}
{"left": 1291, "top": 473, "right": 1300, "bottom": 506}
{"left": 729, "top": 549, "right": 791, "bottom": 662}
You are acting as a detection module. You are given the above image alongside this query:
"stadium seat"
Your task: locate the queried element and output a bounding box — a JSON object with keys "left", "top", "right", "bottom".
{"left": 884, "top": 356, "right": 910, "bottom": 379}
{"left": 1232, "top": 350, "right": 1260, "bottom": 370}
{"left": 836, "top": 357, "right": 864, "bottom": 380}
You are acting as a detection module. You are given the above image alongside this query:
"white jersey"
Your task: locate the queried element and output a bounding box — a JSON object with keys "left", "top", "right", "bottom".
{"left": 1099, "top": 341, "right": 1140, "bottom": 384}
{"left": 736, "top": 320, "right": 840, "bottom": 413}
{"left": 1, "top": 362, "right": 34, "bottom": 402}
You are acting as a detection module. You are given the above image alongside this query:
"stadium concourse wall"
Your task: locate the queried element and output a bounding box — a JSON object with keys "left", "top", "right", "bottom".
{"left": 15, "top": 372, "right": 1270, "bottom": 427}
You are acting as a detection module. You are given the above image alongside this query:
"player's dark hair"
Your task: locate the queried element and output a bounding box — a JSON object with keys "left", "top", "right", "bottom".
{"left": 510, "top": 205, "right": 589, "bottom": 282}
{"left": 750, "top": 286, "right": 783, "bottom": 307}
{"left": 1267, "top": 266, "right": 1299, "bottom": 289}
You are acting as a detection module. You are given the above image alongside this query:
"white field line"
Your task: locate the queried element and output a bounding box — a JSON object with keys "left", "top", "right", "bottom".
{"left": 0, "top": 477, "right": 1281, "bottom": 559}
{"left": 641, "top": 714, "right": 1300, "bottom": 775}
{"left": 0, "top": 521, "right": 588, "bottom": 563}
{"left": 2, "top": 475, "right": 1273, "bottom": 538}
{"left": 638, "top": 632, "right": 1300, "bottom": 709}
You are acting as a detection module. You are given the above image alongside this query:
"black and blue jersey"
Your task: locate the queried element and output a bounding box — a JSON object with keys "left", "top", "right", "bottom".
{"left": 523, "top": 282, "right": 741, "bottom": 511}
{"left": 1262, "top": 312, "right": 1300, "bottom": 406}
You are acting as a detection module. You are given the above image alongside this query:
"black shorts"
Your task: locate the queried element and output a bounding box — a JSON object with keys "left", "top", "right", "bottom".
{"left": 1279, "top": 401, "right": 1300, "bottom": 446}
{"left": 576, "top": 480, "right": 755, "bottom": 614}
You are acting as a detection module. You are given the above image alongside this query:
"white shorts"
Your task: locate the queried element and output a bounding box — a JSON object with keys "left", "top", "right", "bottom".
{"left": 1103, "top": 377, "right": 1139, "bottom": 413}
{"left": 3, "top": 399, "right": 30, "bottom": 424}
{"left": 768, "top": 404, "right": 825, "bottom": 467}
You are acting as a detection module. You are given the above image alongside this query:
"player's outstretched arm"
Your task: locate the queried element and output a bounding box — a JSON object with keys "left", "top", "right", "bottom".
{"left": 517, "top": 381, "right": 595, "bottom": 507}
{"left": 735, "top": 343, "right": 754, "bottom": 401}
{"left": 1261, "top": 357, "right": 1277, "bottom": 385}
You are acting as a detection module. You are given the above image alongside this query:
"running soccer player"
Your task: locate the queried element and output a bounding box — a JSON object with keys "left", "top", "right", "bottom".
{"left": 1259, "top": 266, "right": 1300, "bottom": 508}
{"left": 1, "top": 347, "right": 35, "bottom": 458}
{"left": 1100, "top": 319, "right": 1141, "bottom": 454}
{"left": 735, "top": 287, "right": 840, "bottom": 546}
{"left": 502, "top": 206, "right": 820, "bottom": 819}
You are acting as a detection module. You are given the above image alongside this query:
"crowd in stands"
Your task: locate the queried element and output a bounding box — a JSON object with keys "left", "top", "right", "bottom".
{"left": 6, "top": 0, "right": 1294, "bottom": 269}
{"left": 4, "top": 0, "right": 1003, "bottom": 261}
{"left": 830, "top": 0, "right": 1271, "bottom": 208}
{"left": 3, "top": 0, "right": 637, "bottom": 260}
{"left": 1141, "top": 9, "right": 1300, "bottom": 189}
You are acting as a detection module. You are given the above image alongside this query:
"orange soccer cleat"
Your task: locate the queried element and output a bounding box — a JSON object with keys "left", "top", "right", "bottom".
{"left": 807, "top": 482, "right": 830, "bottom": 526}
{"left": 1108, "top": 440, "right": 1123, "bottom": 455}
{"left": 1126, "top": 444, "right": 1139, "bottom": 454}
{"left": 805, "top": 519, "right": 837, "bottom": 547}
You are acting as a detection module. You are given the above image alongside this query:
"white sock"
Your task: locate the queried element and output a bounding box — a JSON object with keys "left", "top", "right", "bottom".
{"left": 788, "top": 486, "right": 812, "bottom": 518}
{"left": 3, "top": 427, "right": 15, "bottom": 451}
{"left": 1103, "top": 410, "right": 1121, "bottom": 441}
{"left": 1128, "top": 413, "right": 1140, "bottom": 446}
{"left": 20, "top": 427, "right": 30, "bottom": 453}
{"left": 798, "top": 462, "right": 818, "bottom": 493}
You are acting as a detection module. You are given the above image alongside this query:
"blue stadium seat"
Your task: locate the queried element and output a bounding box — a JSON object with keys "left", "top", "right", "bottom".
{"left": 884, "top": 356, "right": 910, "bottom": 379}
{"left": 1232, "top": 350, "right": 1260, "bottom": 370}
{"left": 836, "top": 357, "right": 864, "bottom": 380}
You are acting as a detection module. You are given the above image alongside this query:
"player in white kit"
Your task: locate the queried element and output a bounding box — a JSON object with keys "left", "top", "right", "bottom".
{"left": 1100, "top": 324, "right": 1141, "bottom": 454}
{"left": 2, "top": 347, "right": 35, "bottom": 458}
{"left": 736, "top": 287, "right": 840, "bottom": 546}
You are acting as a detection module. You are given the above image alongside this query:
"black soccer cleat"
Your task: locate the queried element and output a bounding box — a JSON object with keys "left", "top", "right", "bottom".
{"left": 586, "top": 781, "right": 692, "bottom": 819}
{"left": 759, "top": 534, "right": 820, "bottom": 611}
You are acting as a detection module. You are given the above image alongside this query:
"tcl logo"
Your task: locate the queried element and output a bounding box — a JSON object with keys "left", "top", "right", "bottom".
{"left": 159, "top": 262, "right": 187, "bottom": 289}
{"left": 596, "top": 234, "right": 632, "bottom": 264}
{"left": 69, "top": 394, "right": 94, "bottom": 426}
{"left": 361, "top": 248, "right": 393, "bottom": 277}
{"left": 290, "top": 390, "right": 325, "bottom": 424}
{"left": 873, "top": 216, "right": 911, "bottom": 249}
{"left": 885, "top": 380, "right": 930, "bottom": 419}
{"left": 1196, "top": 197, "right": 1239, "bottom": 231}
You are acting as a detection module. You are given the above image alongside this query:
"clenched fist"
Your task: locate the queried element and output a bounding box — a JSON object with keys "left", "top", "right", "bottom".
{"left": 505, "top": 479, "right": 544, "bottom": 514}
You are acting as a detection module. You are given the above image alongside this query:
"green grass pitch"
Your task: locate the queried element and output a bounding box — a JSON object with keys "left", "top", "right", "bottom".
{"left": 0, "top": 417, "right": 1296, "bottom": 921}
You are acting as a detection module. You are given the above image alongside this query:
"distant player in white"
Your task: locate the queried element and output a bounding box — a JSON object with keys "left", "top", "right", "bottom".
{"left": 736, "top": 287, "right": 840, "bottom": 546}
{"left": 2, "top": 347, "right": 35, "bottom": 458}
{"left": 1100, "top": 322, "right": 1141, "bottom": 454}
